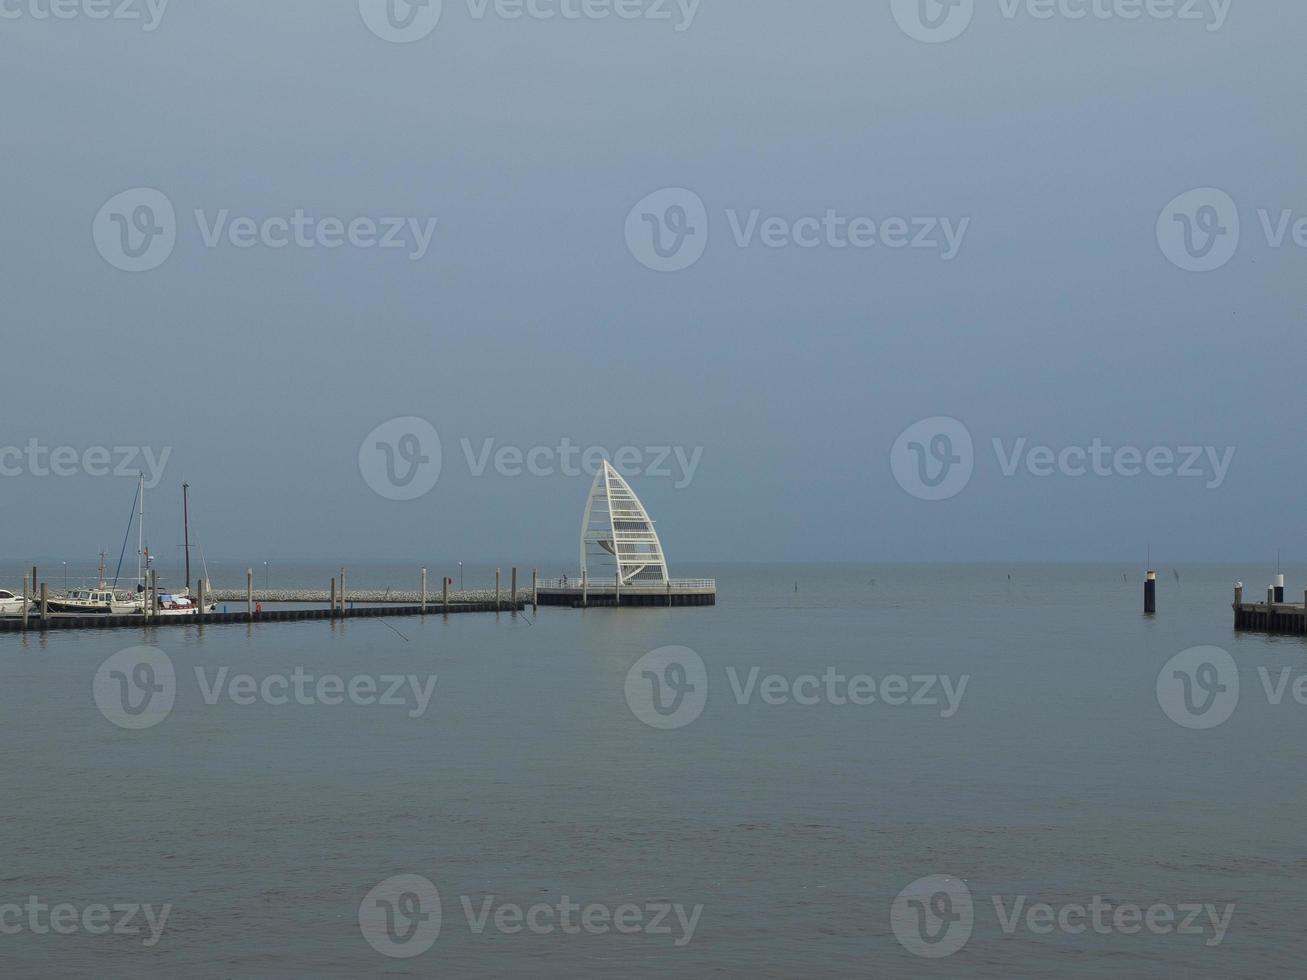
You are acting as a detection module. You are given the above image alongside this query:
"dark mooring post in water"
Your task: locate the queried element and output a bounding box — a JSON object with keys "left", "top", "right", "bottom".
{"left": 1144, "top": 570, "right": 1157, "bottom": 614}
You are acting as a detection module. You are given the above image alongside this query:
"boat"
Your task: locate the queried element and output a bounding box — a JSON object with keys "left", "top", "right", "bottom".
{"left": 0, "top": 589, "right": 27, "bottom": 617}
{"left": 47, "top": 587, "right": 142, "bottom": 616}
{"left": 46, "top": 551, "right": 143, "bottom": 615}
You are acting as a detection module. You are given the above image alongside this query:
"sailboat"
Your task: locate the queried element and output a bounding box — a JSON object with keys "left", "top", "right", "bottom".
{"left": 50, "top": 479, "right": 216, "bottom": 616}
{"left": 47, "top": 553, "right": 143, "bottom": 615}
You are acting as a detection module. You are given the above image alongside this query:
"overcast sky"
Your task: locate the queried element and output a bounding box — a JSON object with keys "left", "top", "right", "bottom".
{"left": 1, "top": 0, "right": 1302, "bottom": 567}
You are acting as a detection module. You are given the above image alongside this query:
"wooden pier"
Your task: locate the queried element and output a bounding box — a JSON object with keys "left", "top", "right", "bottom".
{"left": 536, "top": 578, "right": 716, "bottom": 608}
{"left": 1233, "top": 584, "right": 1307, "bottom": 635}
{"left": 0, "top": 600, "right": 527, "bottom": 633}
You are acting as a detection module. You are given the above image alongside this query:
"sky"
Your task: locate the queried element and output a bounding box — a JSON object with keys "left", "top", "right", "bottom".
{"left": 1, "top": 0, "right": 1303, "bottom": 567}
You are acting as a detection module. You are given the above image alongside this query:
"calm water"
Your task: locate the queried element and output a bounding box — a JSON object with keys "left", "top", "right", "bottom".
{"left": 1, "top": 563, "right": 1304, "bottom": 978}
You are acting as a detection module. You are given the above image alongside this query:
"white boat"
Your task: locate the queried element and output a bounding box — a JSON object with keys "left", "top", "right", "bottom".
{"left": 47, "top": 588, "right": 142, "bottom": 616}
{"left": 154, "top": 591, "right": 217, "bottom": 617}
{"left": 0, "top": 589, "right": 27, "bottom": 617}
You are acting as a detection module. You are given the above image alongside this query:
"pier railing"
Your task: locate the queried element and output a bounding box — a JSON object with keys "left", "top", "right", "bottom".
{"left": 538, "top": 578, "right": 716, "bottom": 592}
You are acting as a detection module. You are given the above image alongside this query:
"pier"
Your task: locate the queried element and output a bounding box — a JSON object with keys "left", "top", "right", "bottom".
{"left": 0, "top": 599, "right": 528, "bottom": 633}
{"left": 0, "top": 567, "right": 535, "bottom": 633}
{"left": 1233, "top": 583, "right": 1307, "bottom": 635}
{"left": 536, "top": 578, "right": 717, "bottom": 608}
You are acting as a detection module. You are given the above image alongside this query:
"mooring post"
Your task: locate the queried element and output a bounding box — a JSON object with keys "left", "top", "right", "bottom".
{"left": 20, "top": 575, "right": 28, "bottom": 631}
{"left": 496, "top": 568, "right": 501, "bottom": 611}
{"left": 197, "top": 579, "right": 206, "bottom": 624}
{"left": 421, "top": 568, "right": 428, "bottom": 614}
{"left": 31, "top": 567, "right": 37, "bottom": 604}
{"left": 40, "top": 583, "right": 48, "bottom": 624}
{"left": 330, "top": 578, "right": 337, "bottom": 616}
{"left": 581, "top": 570, "right": 588, "bottom": 608}
{"left": 1275, "top": 574, "right": 1286, "bottom": 603}
{"left": 532, "top": 569, "right": 538, "bottom": 612}
{"left": 1144, "top": 570, "right": 1157, "bottom": 615}
{"left": 341, "top": 568, "right": 347, "bottom": 614}
{"left": 247, "top": 569, "right": 254, "bottom": 620}
{"left": 615, "top": 569, "right": 621, "bottom": 607}
{"left": 668, "top": 579, "right": 673, "bottom": 607}
{"left": 511, "top": 568, "right": 517, "bottom": 610}
{"left": 152, "top": 570, "right": 160, "bottom": 618}
{"left": 443, "top": 575, "right": 449, "bottom": 614}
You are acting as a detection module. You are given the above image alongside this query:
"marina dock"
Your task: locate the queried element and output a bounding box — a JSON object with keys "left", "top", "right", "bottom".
{"left": 0, "top": 598, "right": 528, "bottom": 633}
{"left": 1233, "top": 583, "right": 1307, "bottom": 635}
{"left": 536, "top": 578, "right": 717, "bottom": 607}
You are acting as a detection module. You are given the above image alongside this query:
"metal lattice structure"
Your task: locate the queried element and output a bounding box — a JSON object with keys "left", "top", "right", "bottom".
{"left": 580, "top": 462, "right": 670, "bottom": 587}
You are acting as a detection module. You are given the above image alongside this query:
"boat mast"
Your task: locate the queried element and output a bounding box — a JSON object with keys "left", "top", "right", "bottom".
{"left": 183, "top": 482, "right": 191, "bottom": 590}
{"left": 98, "top": 552, "right": 106, "bottom": 590}
{"left": 137, "top": 474, "right": 145, "bottom": 588}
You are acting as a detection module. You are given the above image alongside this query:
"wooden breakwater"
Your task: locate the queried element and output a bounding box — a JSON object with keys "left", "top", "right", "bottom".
{"left": 0, "top": 600, "right": 527, "bottom": 633}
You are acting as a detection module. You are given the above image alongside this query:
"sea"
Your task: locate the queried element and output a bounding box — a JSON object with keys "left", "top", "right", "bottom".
{"left": 1, "top": 562, "right": 1303, "bottom": 978}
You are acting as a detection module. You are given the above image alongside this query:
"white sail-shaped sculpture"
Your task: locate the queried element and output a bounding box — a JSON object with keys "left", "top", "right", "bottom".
{"left": 580, "top": 461, "right": 670, "bottom": 587}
